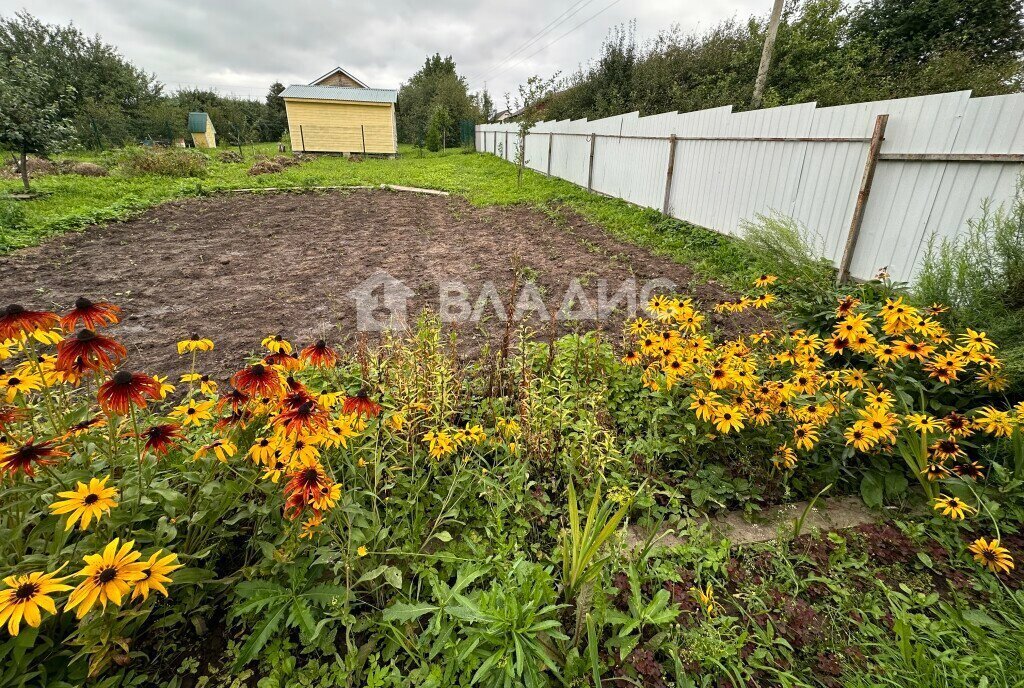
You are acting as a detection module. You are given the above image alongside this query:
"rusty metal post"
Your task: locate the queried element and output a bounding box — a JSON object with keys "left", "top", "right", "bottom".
{"left": 662, "top": 134, "right": 678, "bottom": 215}
{"left": 837, "top": 114, "right": 888, "bottom": 285}
{"left": 587, "top": 134, "right": 597, "bottom": 191}
{"left": 547, "top": 132, "right": 553, "bottom": 175}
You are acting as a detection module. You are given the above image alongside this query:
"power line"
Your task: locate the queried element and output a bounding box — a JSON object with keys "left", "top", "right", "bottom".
{"left": 468, "top": 0, "right": 625, "bottom": 91}
{"left": 466, "top": 0, "right": 597, "bottom": 87}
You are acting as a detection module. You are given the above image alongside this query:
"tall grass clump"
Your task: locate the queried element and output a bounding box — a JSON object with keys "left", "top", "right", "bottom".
{"left": 740, "top": 212, "right": 835, "bottom": 298}
{"left": 111, "top": 146, "right": 208, "bottom": 178}
{"left": 916, "top": 180, "right": 1024, "bottom": 392}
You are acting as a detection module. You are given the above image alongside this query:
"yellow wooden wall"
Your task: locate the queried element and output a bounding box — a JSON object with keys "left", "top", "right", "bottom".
{"left": 285, "top": 99, "right": 396, "bottom": 154}
{"left": 191, "top": 119, "right": 217, "bottom": 148}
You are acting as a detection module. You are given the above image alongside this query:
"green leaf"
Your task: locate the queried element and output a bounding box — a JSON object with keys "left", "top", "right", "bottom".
{"left": 304, "top": 584, "right": 348, "bottom": 606}
{"left": 586, "top": 614, "right": 601, "bottom": 688}
{"left": 384, "top": 566, "right": 403, "bottom": 590}
{"left": 382, "top": 602, "right": 439, "bottom": 622}
{"left": 884, "top": 470, "right": 908, "bottom": 497}
{"left": 232, "top": 602, "right": 287, "bottom": 672}
{"left": 860, "top": 473, "right": 884, "bottom": 508}
{"left": 357, "top": 565, "right": 389, "bottom": 584}
{"left": 961, "top": 608, "right": 1006, "bottom": 631}
{"left": 171, "top": 567, "right": 215, "bottom": 585}
{"left": 290, "top": 597, "right": 317, "bottom": 641}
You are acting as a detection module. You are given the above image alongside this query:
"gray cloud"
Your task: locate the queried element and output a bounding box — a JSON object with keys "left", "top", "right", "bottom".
{"left": 4, "top": 0, "right": 766, "bottom": 105}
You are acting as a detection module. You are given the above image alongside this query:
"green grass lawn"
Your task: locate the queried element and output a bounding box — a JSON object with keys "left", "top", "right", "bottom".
{"left": 0, "top": 143, "right": 762, "bottom": 289}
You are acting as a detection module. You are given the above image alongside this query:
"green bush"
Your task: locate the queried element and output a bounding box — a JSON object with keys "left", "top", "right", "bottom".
{"left": 111, "top": 145, "right": 208, "bottom": 177}
{"left": 916, "top": 179, "right": 1024, "bottom": 392}
{"left": 739, "top": 212, "right": 835, "bottom": 298}
{"left": 0, "top": 200, "right": 27, "bottom": 249}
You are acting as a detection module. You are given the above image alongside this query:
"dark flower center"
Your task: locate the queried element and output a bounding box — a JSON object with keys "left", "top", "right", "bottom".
{"left": 74, "top": 297, "right": 94, "bottom": 310}
{"left": 76, "top": 329, "right": 97, "bottom": 342}
{"left": 251, "top": 364, "right": 265, "bottom": 376}
{"left": 315, "top": 339, "right": 326, "bottom": 348}
{"left": 14, "top": 581, "right": 39, "bottom": 601}
{"left": 97, "top": 566, "right": 118, "bottom": 584}
{"left": 4, "top": 304, "right": 25, "bottom": 317}
{"left": 301, "top": 468, "right": 320, "bottom": 484}
{"left": 84, "top": 493, "right": 99, "bottom": 505}
{"left": 112, "top": 370, "right": 133, "bottom": 385}
{"left": 140, "top": 568, "right": 152, "bottom": 580}
{"left": 7, "top": 377, "right": 19, "bottom": 386}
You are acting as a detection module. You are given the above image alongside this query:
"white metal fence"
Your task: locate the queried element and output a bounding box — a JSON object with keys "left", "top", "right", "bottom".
{"left": 476, "top": 91, "right": 1024, "bottom": 283}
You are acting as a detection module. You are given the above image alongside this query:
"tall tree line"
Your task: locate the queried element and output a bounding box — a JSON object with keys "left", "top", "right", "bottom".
{"left": 540, "top": 0, "right": 1024, "bottom": 122}
{"left": 0, "top": 11, "right": 289, "bottom": 150}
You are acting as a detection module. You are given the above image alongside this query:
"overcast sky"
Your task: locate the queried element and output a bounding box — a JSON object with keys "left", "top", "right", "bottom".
{"left": 4, "top": 0, "right": 769, "bottom": 106}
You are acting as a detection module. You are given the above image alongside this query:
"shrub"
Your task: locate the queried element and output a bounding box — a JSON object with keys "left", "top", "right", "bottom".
{"left": 112, "top": 146, "right": 208, "bottom": 177}
{"left": 0, "top": 199, "right": 27, "bottom": 248}
{"left": 740, "top": 213, "right": 835, "bottom": 299}
{"left": 916, "top": 180, "right": 1024, "bottom": 392}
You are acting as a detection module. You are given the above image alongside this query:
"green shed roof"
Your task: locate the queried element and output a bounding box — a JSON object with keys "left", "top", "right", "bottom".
{"left": 187, "top": 112, "right": 210, "bottom": 133}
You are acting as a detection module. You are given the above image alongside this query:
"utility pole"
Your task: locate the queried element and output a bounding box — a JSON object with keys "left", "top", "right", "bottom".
{"left": 751, "top": 0, "right": 785, "bottom": 109}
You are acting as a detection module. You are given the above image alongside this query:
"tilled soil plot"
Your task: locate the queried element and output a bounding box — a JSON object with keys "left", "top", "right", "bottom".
{"left": 0, "top": 189, "right": 768, "bottom": 378}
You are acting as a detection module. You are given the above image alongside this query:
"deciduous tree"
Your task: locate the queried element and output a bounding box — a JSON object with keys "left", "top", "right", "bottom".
{"left": 0, "top": 57, "right": 75, "bottom": 191}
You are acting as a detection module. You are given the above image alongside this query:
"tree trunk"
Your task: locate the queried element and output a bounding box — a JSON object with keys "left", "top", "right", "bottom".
{"left": 20, "top": 150, "right": 29, "bottom": 192}
{"left": 752, "top": 0, "right": 785, "bottom": 109}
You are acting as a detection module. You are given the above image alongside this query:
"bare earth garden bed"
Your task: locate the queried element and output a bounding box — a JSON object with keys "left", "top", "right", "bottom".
{"left": 0, "top": 188, "right": 764, "bottom": 377}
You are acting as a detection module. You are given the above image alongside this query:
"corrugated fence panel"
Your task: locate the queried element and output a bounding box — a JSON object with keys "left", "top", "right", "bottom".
{"left": 668, "top": 103, "right": 816, "bottom": 236}
{"left": 904, "top": 93, "right": 1024, "bottom": 280}
{"left": 665, "top": 106, "right": 734, "bottom": 225}
{"left": 850, "top": 91, "right": 972, "bottom": 280}
{"left": 791, "top": 100, "right": 880, "bottom": 264}
{"left": 476, "top": 91, "right": 1024, "bottom": 283}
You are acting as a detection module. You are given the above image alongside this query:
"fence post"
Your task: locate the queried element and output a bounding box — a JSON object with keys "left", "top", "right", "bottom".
{"left": 836, "top": 114, "right": 888, "bottom": 285}
{"left": 361, "top": 125, "right": 367, "bottom": 156}
{"left": 505, "top": 131, "right": 509, "bottom": 160}
{"left": 662, "top": 134, "right": 678, "bottom": 215}
{"left": 299, "top": 125, "right": 306, "bottom": 153}
{"left": 547, "top": 132, "right": 554, "bottom": 176}
{"left": 587, "top": 134, "right": 597, "bottom": 191}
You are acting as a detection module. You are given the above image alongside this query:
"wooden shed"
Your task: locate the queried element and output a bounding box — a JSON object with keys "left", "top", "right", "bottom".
{"left": 281, "top": 71, "right": 397, "bottom": 156}
{"left": 188, "top": 112, "right": 216, "bottom": 148}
